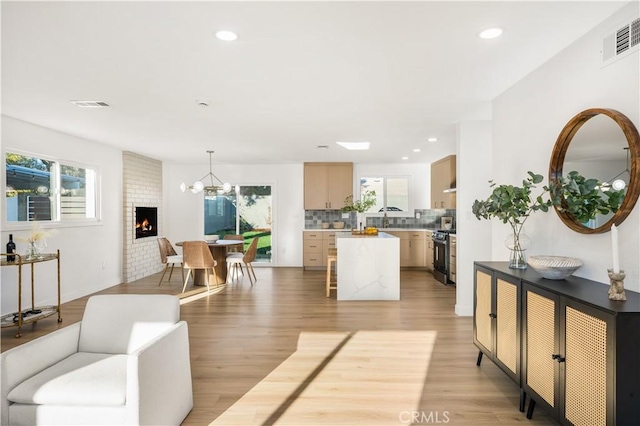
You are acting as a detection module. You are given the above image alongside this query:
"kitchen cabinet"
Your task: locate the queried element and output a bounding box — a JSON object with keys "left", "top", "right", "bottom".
{"left": 426, "top": 231, "right": 434, "bottom": 271}
{"left": 430, "top": 155, "right": 456, "bottom": 209}
{"left": 385, "top": 231, "right": 428, "bottom": 267}
{"left": 449, "top": 235, "right": 457, "bottom": 283}
{"left": 304, "top": 163, "right": 353, "bottom": 210}
{"left": 303, "top": 231, "right": 338, "bottom": 268}
{"left": 474, "top": 261, "right": 640, "bottom": 425}
{"left": 409, "top": 232, "right": 426, "bottom": 267}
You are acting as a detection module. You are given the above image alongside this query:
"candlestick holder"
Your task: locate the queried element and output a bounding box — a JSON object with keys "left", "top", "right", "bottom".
{"left": 607, "top": 269, "right": 627, "bottom": 301}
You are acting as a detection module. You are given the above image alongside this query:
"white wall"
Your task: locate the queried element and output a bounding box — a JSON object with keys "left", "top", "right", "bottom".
{"left": 1, "top": 116, "right": 123, "bottom": 315}
{"left": 486, "top": 3, "right": 640, "bottom": 291}
{"left": 163, "top": 163, "right": 304, "bottom": 267}
{"left": 456, "top": 120, "right": 492, "bottom": 316}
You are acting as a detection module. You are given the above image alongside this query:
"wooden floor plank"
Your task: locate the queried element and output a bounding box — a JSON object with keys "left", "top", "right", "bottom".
{"left": 1, "top": 267, "right": 556, "bottom": 425}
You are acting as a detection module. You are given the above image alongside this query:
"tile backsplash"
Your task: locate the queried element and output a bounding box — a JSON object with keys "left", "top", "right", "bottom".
{"left": 304, "top": 209, "right": 456, "bottom": 230}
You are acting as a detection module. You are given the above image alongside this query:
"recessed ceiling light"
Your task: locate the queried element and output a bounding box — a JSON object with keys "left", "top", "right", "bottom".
{"left": 413, "top": 148, "right": 421, "bottom": 153}
{"left": 479, "top": 27, "right": 503, "bottom": 39}
{"left": 427, "top": 137, "right": 438, "bottom": 142}
{"left": 336, "top": 141, "right": 370, "bottom": 150}
{"left": 70, "top": 100, "right": 109, "bottom": 108}
{"left": 215, "top": 30, "right": 238, "bottom": 41}
{"left": 401, "top": 156, "right": 409, "bottom": 160}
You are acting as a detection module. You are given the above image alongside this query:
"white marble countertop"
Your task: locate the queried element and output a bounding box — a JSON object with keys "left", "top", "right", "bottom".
{"left": 336, "top": 231, "right": 397, "bottom": 239}
{"left": 304, "top": 228, "right": 435, "bottom": 232}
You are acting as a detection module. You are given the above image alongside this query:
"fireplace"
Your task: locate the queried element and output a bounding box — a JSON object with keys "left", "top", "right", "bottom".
{"left": 135, "top": 206, "right": 158, "bottom": 239}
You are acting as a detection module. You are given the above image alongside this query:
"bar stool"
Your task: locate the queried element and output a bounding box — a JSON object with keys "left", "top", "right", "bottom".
{"left": 326, "top": 248, "right": 337, "bottom": 297}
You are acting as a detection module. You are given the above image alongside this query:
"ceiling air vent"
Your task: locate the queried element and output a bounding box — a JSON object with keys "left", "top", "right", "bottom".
{"left": 602, "top": 17, "right": 640, "bottom": 67}
{"left": 70, "top": 100, "right": 110, "bottom": 108}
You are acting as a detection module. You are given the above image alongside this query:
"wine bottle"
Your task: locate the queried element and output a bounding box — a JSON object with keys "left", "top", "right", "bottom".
{"left": 6, "top": 234, "right": 16, "bottom": 262}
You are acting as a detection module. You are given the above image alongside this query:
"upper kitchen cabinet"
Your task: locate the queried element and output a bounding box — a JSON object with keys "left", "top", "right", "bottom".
{"left": 430, "top": 155, "right": 456, "bottom": 209}
{"left": 304, "top": 163, "right": 353, "bottom": 210}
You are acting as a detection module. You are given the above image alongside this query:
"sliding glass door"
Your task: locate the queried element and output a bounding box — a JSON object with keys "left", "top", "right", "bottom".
{"left": 204, "top": 185, "right": 272, "bottom": 263}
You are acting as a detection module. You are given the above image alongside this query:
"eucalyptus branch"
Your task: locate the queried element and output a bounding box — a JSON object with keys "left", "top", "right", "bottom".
{"left": 472, "top": 170, "right": 625, "bottom": 229}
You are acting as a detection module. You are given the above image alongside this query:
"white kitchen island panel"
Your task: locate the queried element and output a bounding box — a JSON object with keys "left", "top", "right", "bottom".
{"left": 336, "top": 232, "right": 400, "bottom": 301}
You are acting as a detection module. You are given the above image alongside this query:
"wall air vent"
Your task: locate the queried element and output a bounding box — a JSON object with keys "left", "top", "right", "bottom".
{"left": 602, "top": 17, "right": 640, "bottom": 67}
{"left": 70, "top": 100, "right": 110, "bottom": 108}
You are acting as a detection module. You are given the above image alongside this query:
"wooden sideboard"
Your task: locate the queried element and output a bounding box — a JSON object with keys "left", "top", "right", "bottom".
{"left": 474, "top": 261, "right": 640, "bottom": 425}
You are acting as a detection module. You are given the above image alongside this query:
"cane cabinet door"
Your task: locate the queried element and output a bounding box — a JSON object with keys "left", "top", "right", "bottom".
{"left": 562, "top": 299, "right": 612, "bottom": 426}
{"left": 495, "top": 276, "right": 518, "bottom": 375}
{"left": 474, "top": 267, "right": 493, "bottom": 355}
{"left": 523, "top": 285, "right": 559, "bottom": 413}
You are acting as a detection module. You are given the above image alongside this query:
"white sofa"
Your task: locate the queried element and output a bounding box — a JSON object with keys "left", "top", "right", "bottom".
{"left": 1, "top": 294, "right": 193, "bottom": 425}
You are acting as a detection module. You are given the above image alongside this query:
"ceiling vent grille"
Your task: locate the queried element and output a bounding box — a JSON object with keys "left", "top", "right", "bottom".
{"left": 70, "top": 100, "right": 110, "bottom": 108}
{"left": 602, "top": 17, "right": 640, "bottom": 67}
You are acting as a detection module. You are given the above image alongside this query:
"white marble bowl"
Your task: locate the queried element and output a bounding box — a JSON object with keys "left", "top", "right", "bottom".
{"left": 204, "top": 235, "right": 220, "bottom": 243}
{"left": 528, "top": 255, "right": 583, "bottom": 280}
{"left": 333, "top": 222, "right": 345, "bottom": 229}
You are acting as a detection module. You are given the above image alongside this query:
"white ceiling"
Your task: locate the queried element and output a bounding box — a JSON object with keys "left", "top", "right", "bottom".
{"left": 1, "top": 1, "right": 629, "bottom": 165}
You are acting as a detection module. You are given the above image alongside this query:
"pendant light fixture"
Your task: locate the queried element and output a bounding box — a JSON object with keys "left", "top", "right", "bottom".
{"left": 180, "top": 150, "right": 232, "bottom": 194}
{"left": 606, "top": 147, "right": 630, "bottom": 191}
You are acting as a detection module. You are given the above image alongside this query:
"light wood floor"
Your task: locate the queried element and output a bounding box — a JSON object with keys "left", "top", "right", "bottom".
{"left": 1, "top": 267, "right": 556, "bottom": 425}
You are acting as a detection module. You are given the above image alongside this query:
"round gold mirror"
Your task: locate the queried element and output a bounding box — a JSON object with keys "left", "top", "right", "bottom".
{"left": 549, "top": 108, "right": 640, "bottom": 234}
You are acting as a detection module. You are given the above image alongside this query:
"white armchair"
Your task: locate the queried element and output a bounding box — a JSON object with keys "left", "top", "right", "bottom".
{"left": 1, "top": 294, "right": 193, "bottom": 426}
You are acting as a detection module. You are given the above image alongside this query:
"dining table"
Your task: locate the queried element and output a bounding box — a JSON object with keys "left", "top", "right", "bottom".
{"left": 176, "top": 240, "right": 244, "bottom": 285}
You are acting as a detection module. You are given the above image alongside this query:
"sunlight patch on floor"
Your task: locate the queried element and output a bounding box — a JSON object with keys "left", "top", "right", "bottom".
{"left": 210, "top": 330, "right": 437, "bottom": 425}
{"left": 178, "top": 285, "right": 226, "bottom": 305}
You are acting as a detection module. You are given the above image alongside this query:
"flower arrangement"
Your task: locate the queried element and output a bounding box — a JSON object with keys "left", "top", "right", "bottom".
{"left": 17, "top": 223, "right": 57, "bottom": 258}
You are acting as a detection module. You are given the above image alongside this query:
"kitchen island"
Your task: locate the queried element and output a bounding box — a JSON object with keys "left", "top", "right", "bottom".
{"left": 336, "top": 231, "right": 400, "bottom": 301}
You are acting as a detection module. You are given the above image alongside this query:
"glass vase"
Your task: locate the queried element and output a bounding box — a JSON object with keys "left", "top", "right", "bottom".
{"left": 505, "top": 225, "right": 531, "bottom": 269}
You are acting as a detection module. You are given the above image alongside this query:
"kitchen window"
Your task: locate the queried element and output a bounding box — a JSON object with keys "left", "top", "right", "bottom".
{"left": 360, "top": 176, "right": 410, "bottom": 213}
{"left": 5, "top": 152, "right": 99, "bottom": 223}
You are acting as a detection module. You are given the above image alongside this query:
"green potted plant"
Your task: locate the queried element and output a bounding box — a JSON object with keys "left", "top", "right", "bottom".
{"left": 341, "top": 190, "right": 376, "bottom": 231}
{"left": 472, "top": 171, "right": 625, "bottom": 269}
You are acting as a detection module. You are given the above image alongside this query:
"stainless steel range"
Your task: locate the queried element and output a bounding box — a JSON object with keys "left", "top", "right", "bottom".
{"left": 432, "top": 229, "right": 455, "bottom": 285}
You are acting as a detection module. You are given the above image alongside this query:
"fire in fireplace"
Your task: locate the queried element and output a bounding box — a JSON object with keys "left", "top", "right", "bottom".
{"left": 135, "top": 206, "right": 158, "bottom": 239}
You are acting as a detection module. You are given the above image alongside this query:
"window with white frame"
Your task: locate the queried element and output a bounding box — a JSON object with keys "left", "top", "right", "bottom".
{"left": 5, "top": 152, "right": 99, "bottom": 223}
{"left": 360, "top": 176, "right": 410, "bottom": 213}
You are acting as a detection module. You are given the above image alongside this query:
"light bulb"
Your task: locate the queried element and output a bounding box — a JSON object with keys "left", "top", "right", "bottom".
{"left": 223, "top": 182, "right": 232, "bottom": 193}
{"left": 180, "top": 182, "right": 187, "bottom": 192}
{"left": 612, "top": 179, "right": 626, "bottom": 191}
{"left": 193, "top": 181, "right": 204, "bottom": 192}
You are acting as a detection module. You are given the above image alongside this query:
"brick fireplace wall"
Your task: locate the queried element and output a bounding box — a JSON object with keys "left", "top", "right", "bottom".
{"left": 123, "top": 151, "right": 163, "bottom": 283}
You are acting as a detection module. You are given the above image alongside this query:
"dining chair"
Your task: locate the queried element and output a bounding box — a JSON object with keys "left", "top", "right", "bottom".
{"left": 227, "top": 237, "right": 258, "bottom": 285}
{"left": 157, "top": 237, "right": 184, "bottom": 286}
{"left": 181, "top": 241, "right": 218, "bottom": 293}
{"left": 224, "top": 234, "right": 245, "bottom": 253}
